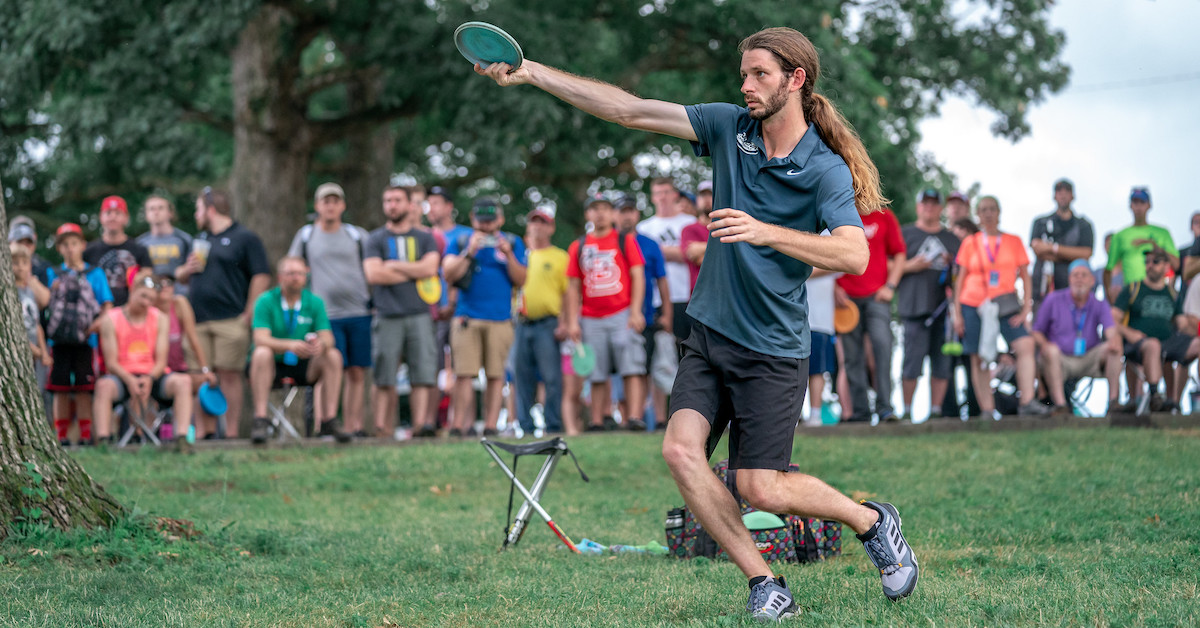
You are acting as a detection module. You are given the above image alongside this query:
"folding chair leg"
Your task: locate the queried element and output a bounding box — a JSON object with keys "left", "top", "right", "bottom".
{"left": 505, "top": 454, "right": 562, "bottom": 548}
{"left": 118, "top": 403, "right": 162, "bottom": 447}
{"left": 483, "top": 443, "right": 580, "bottom": 553}
{"left": 268, "top": 386, "right": 305, "bottom": 442}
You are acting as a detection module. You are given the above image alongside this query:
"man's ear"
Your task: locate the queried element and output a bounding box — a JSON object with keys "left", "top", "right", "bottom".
{"left": 791, "top": 67, "right": 807, "bottom": 92}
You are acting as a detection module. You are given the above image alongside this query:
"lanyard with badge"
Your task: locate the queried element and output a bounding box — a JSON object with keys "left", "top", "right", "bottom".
{"left": 1072, "top": 305, "right": 1088, "bottom": 356}
{"left": 979, "top": 234, "right": 1002, "bottom": 287}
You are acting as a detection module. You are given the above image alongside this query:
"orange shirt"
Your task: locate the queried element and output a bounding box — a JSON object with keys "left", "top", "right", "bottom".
{"left": 955, "top": 232, "right": 1029, "bottom": 308}
{"left": 110, "top": 306, "right": 160, "bottom": 375}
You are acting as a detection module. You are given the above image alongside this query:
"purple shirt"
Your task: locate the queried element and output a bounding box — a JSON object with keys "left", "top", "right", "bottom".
{"left": 1033, "top": 288, "right": 1115, "bottom": 355}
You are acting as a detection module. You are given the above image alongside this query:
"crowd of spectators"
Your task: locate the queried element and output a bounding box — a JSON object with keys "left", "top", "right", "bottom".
{"left": 9, "top": 175, "right": 1200, "bottom": 450}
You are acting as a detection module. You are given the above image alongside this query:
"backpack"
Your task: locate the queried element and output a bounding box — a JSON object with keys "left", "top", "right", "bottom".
{"left": 46, "top": 268, "right": 103, "bottom": 345}
{"left": 665, "top": 459, "right": 843, "bottom": 564}
{"left": 297, "top": 223, "right": 365, "bottom": 264}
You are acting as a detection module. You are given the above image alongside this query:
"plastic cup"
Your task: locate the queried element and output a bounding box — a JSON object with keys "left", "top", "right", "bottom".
{"left": 192, "top": 239, "right": 211, "bottom": 271}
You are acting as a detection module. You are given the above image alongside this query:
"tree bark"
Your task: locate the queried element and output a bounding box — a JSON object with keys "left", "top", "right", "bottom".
{"left": 231, "top": 4, "right": 316, "bottom": 263}
{"left": 338, "top": 77, "right": 395, "bottom": 232}
{"left": 0, "top": 180, "right": 123, "bottom": 540}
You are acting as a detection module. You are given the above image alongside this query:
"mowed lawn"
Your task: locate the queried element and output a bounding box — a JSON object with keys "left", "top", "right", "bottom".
{"left": 3, "top": 427, "right": 1199, "bottom": 627}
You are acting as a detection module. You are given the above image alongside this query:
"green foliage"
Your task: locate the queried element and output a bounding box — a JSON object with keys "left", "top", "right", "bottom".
{"left": 2, "top": 0, "right": 1067, "bottom": 250}
{"left": 1, "top": 429, "right": 1198, "bottom": 626}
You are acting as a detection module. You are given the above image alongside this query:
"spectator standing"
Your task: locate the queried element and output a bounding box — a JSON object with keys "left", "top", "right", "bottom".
{"left": 638, "top": 178, "right": 697, "bottom": 344}
{"left": 9, "top": 216, "right": 52, "bottom": 286}
{"left": 1111, "top": 247, "right": 1200, "bottom": 413}
{"left": 695, "top": 180, "right": 714, "bottom": 215}
{"left": 287, "top": 183, "right": 373, "bottom": 438}
{"left": 952, "top": 196, "right": 1046, "bottom": 418}
{"left": 803, "top": 269, "right": 838, "bottom": 427}
{"left": 11, "top": 243, "right": 52, "bottom": 388}
{"left": 363, "top": 186, "right": 441, "bottom": 437}
{"left": 12, "top": 220, "right": 54, "bottom": 422}
{"left": 1177, "top": 211, "right": 1200, "bottom": 284}
{"left": 425, "top": 186, "right": 470, "bottom": 420}
{"left": 566, "top": 198, "right": 646, "bottom": 431}
{"left": 1104, "top": 187, "right": 1178, "bottom": 303}
{"left": 45, "top": 223, "right": 114, "bottom": 445}
{"left": 443, "top": 199, "right": 527, "bottom": 436}
{"left": 680, "top": 203, "right": 712, "bottom": 293}
{"left": 84, "top": 195, "right": 153, "bottom": 307}
{"left": 177, "top": 187, "right": 271, "bottom": 437}
{"left": 93, "top": 272, "right": 195, "bottom": 448}
{"left": 1029, "top": 178, "right": 1095, "bottom": 306}
{"left": 137, "top": 195, "right": 193, "bottom": 296}
{"left": 945, "top": 216, "right": 981, "bottom": 419}
{"left": 618, "top": 197, "right": 671, "bottom": 429}
{"left": 1032, "top": 260, "right": 1122, "bottom": 413}
{"left": 837, "top": 206, "right": 906, "bottom": 422}
{"left": 248, "top": 257, "right": 348, "bottom": 444}
{"left": 898, "top": 189, "right": 960, "bottom": 422}
{"left": 944, "top": 191, "right": 972, "bottom": 228}
{"left": 512, "top": 207, "right": 569, "bottom": 433}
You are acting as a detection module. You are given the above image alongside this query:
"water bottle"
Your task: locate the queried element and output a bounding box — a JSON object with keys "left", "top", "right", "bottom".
{"left": 187, "top": 425, "right": 196, "bottom": 444}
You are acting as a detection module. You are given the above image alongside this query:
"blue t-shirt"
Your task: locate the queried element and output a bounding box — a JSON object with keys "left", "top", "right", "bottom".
{"left": 439, "top": 225, "right": 475, "bottom": 307}
{"left": 635, "top": 233, "right": 667, "bottom": 323}
{"left": 445, "top": 230, "right": 527, "bottom": 321}
{"left": 45, "top": 263, "right": 114, "bottom": 347}
{"left": 684, "top": 103, "right": 863, "bottom": 358}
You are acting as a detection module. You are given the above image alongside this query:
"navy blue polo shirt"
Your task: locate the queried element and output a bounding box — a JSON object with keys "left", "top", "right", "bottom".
{"left": 685, "top": 103, "right": 863, "bottom": 359}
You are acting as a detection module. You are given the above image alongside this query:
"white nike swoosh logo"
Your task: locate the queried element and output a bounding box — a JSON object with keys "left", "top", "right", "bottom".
{"left": 786, "top": 169, "right": 802, "bottom": 175}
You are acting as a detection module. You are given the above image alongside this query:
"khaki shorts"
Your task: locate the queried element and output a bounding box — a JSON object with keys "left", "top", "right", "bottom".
{"left": 450, "top": 318, "right": 514, "bottom": 379}
{"left": 1060, "top": 345, "right": 1107, "bottom": 381}
{"left": 188, "top": 317, "right": 250, "bottom": 372}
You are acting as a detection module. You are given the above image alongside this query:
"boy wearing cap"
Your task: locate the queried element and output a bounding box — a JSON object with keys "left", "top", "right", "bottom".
{"left": 443, "top": 198, "right": 527, "bottom": 436}
{"left": 136, "top": 195, "right": 193, "bottom": 297}
{"left": 364, "top": 186, "right": 441, "bottom": 438}
{"left": 288, "top": 182, "right": 373, "bottom": 438}
{"left": 45, "top": 223, "right": 114, "bottom": 446}
{"left": 1105, "top": 187, "right": 1178, "bottom": 303}
{"left": 1029, "top": 179, "right": 1095, "bottom": 306}
{"left": 11, "top": 243, "right": 52, "bottom": 381}
{"left": 567, "top": 198, "right": 647, "bottom": 431}
{"left": 83, "top": 195, "right": 153, "bottom": 307}
{"left": 1032, "top": 260, "right": 1122, "bottom": 414}
{"left": 512, "top": 206, "right": 569, "bottom": 434}
{"left": 9, "top": 216, "right": 52, "bottom": 287}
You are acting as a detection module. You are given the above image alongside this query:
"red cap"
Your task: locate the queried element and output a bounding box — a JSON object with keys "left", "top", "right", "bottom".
{"left": 55, "top": 223, "right": 85, "bottom": 244}
{"left": 100, "top": 195, "right": 128, "bottom": 214}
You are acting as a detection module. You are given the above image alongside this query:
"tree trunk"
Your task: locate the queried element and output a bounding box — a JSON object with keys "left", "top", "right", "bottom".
{"left": 0, "top": 180, "right": 124, "bottom": 540}
{"left": 339, "top": 122, "right": 394, "bottom": 232}
{"left": 231, "top": 5, "right": 315, "bottom": 263}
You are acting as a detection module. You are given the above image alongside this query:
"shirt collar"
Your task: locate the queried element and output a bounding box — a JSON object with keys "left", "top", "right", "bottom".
{"left": 746, "top": 119, "right": 821, "bottom": 169}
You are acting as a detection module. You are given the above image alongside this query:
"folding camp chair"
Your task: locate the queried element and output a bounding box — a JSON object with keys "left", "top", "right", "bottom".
{"left": 118, "top": 400, "right": 163, "bottom": 447}
{"left": 482, "top": 437, "right": 589, "bottom": 553}
{"left": 266, "top": 377, "right": 306, "bottom": 442}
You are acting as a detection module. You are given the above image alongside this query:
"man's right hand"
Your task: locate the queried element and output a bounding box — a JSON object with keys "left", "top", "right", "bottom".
{"left": 567, "top": 322, "right": 582, "bottom": 344}
{"left": 181, "top": 254, "right": 202, "bottom": 277}
{"left": 291, "top": 340, "right": 317, "bottom": 359}
{"left": 466, "top": 232, "right": 487, "bottom": 256}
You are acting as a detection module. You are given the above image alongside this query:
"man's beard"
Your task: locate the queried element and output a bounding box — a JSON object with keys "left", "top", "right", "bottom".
{"left": 748, "top": 76, "right": 790, "bottom": 121}
{"left": 385, "top": 210, "right": 407, "bottom": 225}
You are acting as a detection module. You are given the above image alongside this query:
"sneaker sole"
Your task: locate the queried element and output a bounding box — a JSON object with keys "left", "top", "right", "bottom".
{"left": 880, "top": 503, "right": 919, "bottom": 600}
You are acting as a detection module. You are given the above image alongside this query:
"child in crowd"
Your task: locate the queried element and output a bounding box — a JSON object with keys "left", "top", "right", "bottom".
{"left": 12, "top": 243, "right": 52, "bottom": 379}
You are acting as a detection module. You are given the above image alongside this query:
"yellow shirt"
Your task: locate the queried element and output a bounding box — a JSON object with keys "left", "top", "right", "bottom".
{"left": 519, "top": 246, "right": 569, "bottom": 319}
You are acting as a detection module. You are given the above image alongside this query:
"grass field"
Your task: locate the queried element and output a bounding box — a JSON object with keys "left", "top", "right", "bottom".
{"left": 3, "top": 427, "right": 1199, "bottom": 627}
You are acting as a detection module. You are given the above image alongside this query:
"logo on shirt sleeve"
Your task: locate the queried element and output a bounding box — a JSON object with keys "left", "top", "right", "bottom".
{"left": 736, "top": 132, "right": 759, "bottom": 155}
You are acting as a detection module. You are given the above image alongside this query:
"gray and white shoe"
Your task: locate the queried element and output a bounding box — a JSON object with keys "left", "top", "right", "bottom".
{"left": 858, "top": 501, "right": 919, "bottom": 601}
{"left": 746, "top": 576, "right": 798, "bottom": 622}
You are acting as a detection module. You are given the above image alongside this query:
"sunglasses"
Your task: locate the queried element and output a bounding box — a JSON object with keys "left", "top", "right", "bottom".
{"left": 1146, "top": 257, "right": 1168, "bottom": 265}
{"left": 138, "top": 276, "right": 161, "bottom": 290}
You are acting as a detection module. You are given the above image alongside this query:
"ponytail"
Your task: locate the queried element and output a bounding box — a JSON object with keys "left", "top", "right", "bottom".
{"left": 740, "top": 27, "right": 888, "bottom": 215}
{"left": 803, "top": 92, "right": 888, "bottom": 214}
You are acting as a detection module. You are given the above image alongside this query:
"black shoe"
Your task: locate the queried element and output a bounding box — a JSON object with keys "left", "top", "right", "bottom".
{"left": 465, "top": 426, "right": 480, "bottom": 437}
{"left": 1110, "top": 399, "right": 1139, "bottom": 415}
{"left": 171, "top": 435, "right": 194, "bottom": 454}
{"left": 625, "top": 418, "right": 647, "bottom": 431}
{"left": 415, "top": 425, "right": 438, "bottom": 438}
{"left": 448, "top": 428, "right": 463, "bottom": 438}
{"left": 251, "top": 418, "right": 270, "bottom": 445}
{"left": 482, "top": 428, "right": 499, "bottom": 437}
{"left": 1149, "top": 393, "right": 1166, "bottom": 413}
{"left": 59, "top": 439, "right": 71, "bottom": 448}
{"left": 352, "top": 430, "right": 370, "bottom": 439}
{"left": 317, "top": 420, "right": 352, "bottom": 444}
{"left": 602, "top": 415, "right": 619, "bottom": 431}
{"left": 202, "top": 433, "right": 219, "bottom": 441}
{"left": 586, "top": 423, "right": 606, "bottom": 432}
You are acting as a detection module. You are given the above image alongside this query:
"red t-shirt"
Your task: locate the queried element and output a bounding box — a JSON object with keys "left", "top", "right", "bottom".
{"left": 567, "top": 230, "right": 645, "bottom": 318}
{"left": 680, "top": 222, "right": 709, "bottom": 293}
{"left": 837, "top": 209, "right": 905, "bottom": 298}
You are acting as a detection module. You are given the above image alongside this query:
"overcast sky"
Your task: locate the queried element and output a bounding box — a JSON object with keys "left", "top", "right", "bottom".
{"left": 919, "top": 0, "right": 1200, "bottom": 261}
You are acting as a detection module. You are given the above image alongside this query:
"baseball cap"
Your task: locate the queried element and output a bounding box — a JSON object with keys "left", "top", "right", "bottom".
{"left": 1143, "top": 244, "right": 1169, "bottom": 261}
{"left": 1053, "top": 178, "right": 1074, "bottom": 192}
{"left": 528, "top": 207, "right": 555, "bottom": 223}
{"left": 679, "top": 190, "right": 697, "bottom": 204}
{"left": 697, "top": 180, "right": 713, "bottom": 193}
{"left": 100, "top": 195, "right": 128, "bottom": 214}
{"left": 918, "top": 188, "right": 942, "bottom": 203}
{"left": 1130, "top": 186, "right": 1151, "bottom": 203}
{"left": 314, "top": 182, "right": 344, "bottom": 202}
{"left": 8, "top": 223, "right": 36, "bottom": 243}
{"left": 1067, "top": 259, "right": 1091, "bottom": 274}
{"left": 584, "top": 194, "right": 615, "bottom": 211}
{"left": 55, "top": 223, "right": 85, "bottom": 245}
{"left": 947, "top": 191, "right": 968, "bottom": 204}
{"left": 472, "top": 198, "right": 500, "bottom": 221}
{"left": 428, "top": 186, "right": 453, "bottom": 202}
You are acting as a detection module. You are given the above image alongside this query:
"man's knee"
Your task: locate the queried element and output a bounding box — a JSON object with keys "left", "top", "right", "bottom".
{"left": 661, "top": 412, "right": 708, "bottom": 471}
{"left": 737, "top": 470, "right": 787, "bottom": 514}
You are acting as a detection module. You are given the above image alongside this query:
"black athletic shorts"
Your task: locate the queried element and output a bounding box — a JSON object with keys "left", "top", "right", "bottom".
{"left": 668, "top": 322, "right": 808, "bottom": 471}
{"left": 47, "top": 344, "right": 96, "bottom": 392}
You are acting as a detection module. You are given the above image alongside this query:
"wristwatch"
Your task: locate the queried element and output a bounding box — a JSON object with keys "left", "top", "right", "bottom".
{"left": 200, "top": 366, "right": 212, "bottom": 374}
{"left": 885, "top": 282, "right": 898, "bottom": 291}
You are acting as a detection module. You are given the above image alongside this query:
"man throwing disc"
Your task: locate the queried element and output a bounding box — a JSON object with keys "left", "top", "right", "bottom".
{"left": 475, "top": 26, "right": 918, "bottom": 620}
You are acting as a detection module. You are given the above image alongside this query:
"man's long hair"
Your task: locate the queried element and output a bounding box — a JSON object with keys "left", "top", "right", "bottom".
{"left": 739, "top": 27, "right": 887, "bottom": 214}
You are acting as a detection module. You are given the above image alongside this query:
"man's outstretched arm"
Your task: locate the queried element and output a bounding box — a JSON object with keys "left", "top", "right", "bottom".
{"left": 475, "top": 60, "right": 698, "bottom": 141}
